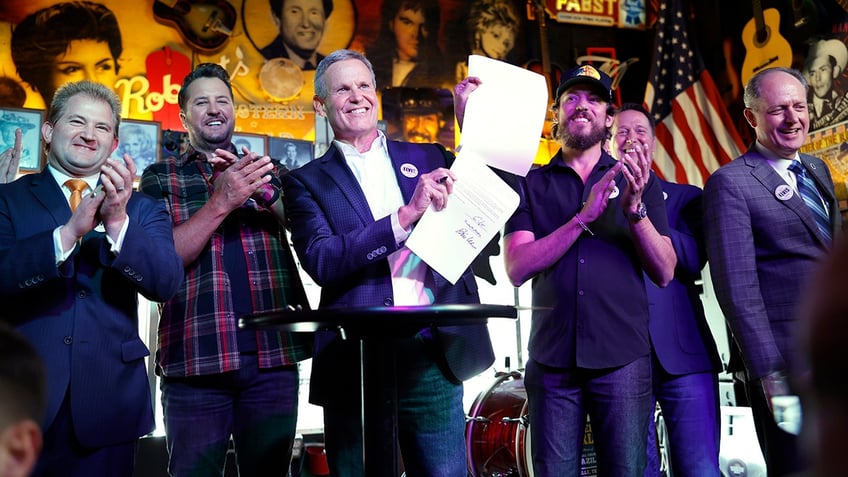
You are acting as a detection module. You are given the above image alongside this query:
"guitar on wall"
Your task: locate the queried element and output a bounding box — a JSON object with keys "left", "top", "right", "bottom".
{"left": 153, "top": 0, "right": 237, "bottom": 52}
{"left": 740, "top": 0, "right": 792, "bottom": 85}
{"left": 524, "top": 0, "right": 562, "bottom": 139}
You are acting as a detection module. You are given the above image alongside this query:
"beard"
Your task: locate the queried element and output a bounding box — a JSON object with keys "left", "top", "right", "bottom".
{"left": 561, "top": 122, "right": 608, "bottom": 151}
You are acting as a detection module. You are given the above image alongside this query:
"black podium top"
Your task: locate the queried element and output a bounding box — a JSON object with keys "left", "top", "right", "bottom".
{"left": 239, "top": 303, "right": 518, "bottom": 333}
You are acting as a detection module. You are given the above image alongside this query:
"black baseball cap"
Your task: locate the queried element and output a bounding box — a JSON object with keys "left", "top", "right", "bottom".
{"left": 555, "top": 65, "right": 613, "bottom": 103}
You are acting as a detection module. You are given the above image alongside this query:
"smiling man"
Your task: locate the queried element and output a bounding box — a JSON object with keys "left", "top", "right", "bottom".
{"left": 502, "top": 64, "right": 675, "bottom": 475}
{"left": 0, "top": 80, "right": 182, "bottom": 477}
{"left": 139, "top": 63, "right": 312, "bottom": 477}
{"left": 281, "top": 49, "right": 494, "bottom": 476}
{"left": 261, "top": 0, "right": 334, "bottom": 70}
{"left": 704, "top": 66, "right": 841, "bottom": 476}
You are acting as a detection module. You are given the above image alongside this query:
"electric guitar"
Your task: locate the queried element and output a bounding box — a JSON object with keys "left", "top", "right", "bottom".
{"left": 740, "top": 0, "right": 792, "bottom": 85}
{"left": 153, "top": 0, "right": 236, "bottom": 52}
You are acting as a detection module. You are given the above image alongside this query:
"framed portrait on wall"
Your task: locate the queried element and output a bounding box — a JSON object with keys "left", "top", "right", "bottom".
{"left": 232, "top": 132, "right": 267, "bottom": 156}
{"left": 0, "top": 107, "right": 43, "bottom": 172}
{"left": 111, "top": 119, "right": 161, "bottom": 178}
{"left": 268, "top": 137, "right": 314, "bottom": 170}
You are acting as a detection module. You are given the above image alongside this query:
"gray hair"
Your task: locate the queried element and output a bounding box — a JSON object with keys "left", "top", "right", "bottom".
{"left": 314, "top": 49, "right": 377, "bottom": 99}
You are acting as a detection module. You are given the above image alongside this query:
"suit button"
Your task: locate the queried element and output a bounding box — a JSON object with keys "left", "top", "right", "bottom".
{"left": 383, "top": 298, "right": 393, "bottom": 306}
{"left": 63, "top": 336, "right": 73, "bottom": 345}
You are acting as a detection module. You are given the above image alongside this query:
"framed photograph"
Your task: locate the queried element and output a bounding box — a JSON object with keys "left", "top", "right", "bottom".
{"left": 111, "top": 119, "right": 161, "bottom": 177}
{"left": 268, "top": 137, "right": 314, "bottom": 170}
{"left": 380, "top": 87, "right": 455, "bottom": 150}
{"left": 0, "top": 107, "right": 43, "bottom": 171}
{"left": 232, "top": 132, "right": 267, "bottom": 156}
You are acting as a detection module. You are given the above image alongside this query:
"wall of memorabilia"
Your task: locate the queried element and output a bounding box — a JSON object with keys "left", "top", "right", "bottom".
{"left": 2, "top": 1, "right": 848, "bottom": 185}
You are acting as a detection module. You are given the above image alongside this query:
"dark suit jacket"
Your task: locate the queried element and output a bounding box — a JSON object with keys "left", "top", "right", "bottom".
{"left": 282, "top": 140, "right": 494, "bottom": 405}
{"left": 0, "top": 170, "right": 183, "bottom": 447}
{"left": 703, "top": 150, "right": 841, "bottom": 381}
{"left": 259, "top": 37, "right": 323, "bottom": 69}
{"left": 647, "top": 180, "right": 722, "bottom": 375}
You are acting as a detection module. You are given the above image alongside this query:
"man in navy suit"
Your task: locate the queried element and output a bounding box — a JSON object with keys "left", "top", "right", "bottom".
{"left": 0, "top": 80, "right": 183, "bottom": 476}
{"left": 612, "top": 103, "right": 723, "bottom": 476}
{"left": 282, "top": 49, "right": 494, "bottom": 476}
{"left": 704, "top": 67, "right": 841, "bottom": 476}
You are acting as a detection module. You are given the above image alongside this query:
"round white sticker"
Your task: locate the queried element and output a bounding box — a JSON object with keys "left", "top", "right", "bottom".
{"left": 775, "top": 184, "right": 793, "bottom": 201}
{"left": 609, "top": 185, "right": 620, "bottom": 199}
{"left": 400, "top": 163, "right": 418, "bottom": 178}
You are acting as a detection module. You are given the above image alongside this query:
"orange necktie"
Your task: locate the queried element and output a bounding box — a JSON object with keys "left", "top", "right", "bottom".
{"left": 65, "top": 179, "right": 88, "bottom": 212}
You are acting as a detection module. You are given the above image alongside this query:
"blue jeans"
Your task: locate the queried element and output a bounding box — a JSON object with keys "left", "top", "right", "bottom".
{"left": 525, "top": 356, "right": 653, "bottom": 477}
{"left": 160, "top": 354, "right": 299, "bottom": 477}
{"left": 645, "top": 365, "right": 720, "bottom": 477}
{"left": 322, "top": 336, "right": 466, "bottom": 477}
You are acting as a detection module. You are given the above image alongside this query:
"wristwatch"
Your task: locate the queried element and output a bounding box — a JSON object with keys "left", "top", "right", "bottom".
{"left": 627, "top": 202, "right": 648, "bottom": 223}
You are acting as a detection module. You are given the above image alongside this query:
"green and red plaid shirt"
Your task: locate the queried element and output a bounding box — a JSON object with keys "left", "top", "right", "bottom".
{"left": 140, "top": 145, "right": 311, "bottom": 377}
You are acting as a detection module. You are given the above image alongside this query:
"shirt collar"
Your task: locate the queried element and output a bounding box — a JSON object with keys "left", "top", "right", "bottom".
{"left": 48, "top": 164, "right": 99, "bottom": 191}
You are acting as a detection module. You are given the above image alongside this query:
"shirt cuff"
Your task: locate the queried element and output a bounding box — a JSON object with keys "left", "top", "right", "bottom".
{"left": 391, "top": 210, "right": 412, "bottom": 245}
{"left": 54, "top": 226, "right": 72, "bottom": 266}
{"left": 107, "top": 216, "right": 130, "bottom": 253}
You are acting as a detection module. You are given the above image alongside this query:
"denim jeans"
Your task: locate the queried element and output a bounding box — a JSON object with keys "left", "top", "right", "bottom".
{"left": 322, "top": 335, "right": 466, "bottom": 477}
{"left": 160, "top": 354, "right": 299, "bottom": 477}
{"left": 645, "top": 366, "right": 720, "bottom": 477}
{"left": 525, "top": 355, "right": 653, "bottom": 477}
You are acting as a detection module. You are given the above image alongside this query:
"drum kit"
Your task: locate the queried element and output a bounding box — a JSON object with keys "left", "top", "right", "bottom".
{"left": 466, "top": 370, "right": 671, "bottom": 477}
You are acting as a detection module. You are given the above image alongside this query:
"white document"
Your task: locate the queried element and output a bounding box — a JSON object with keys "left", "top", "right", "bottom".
{"left": 406, "top": 56, "right": 547, "bottom": 284}
{"left": 406, "top": 152, "right": 519, "bottom": 284}
{"left": 459, "top": 55, "right": 549, "bottom": 177}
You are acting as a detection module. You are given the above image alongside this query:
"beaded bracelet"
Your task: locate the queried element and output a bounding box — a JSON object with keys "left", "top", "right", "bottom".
{"left": 574, "top": 213, "right": 594, "bottom": 236}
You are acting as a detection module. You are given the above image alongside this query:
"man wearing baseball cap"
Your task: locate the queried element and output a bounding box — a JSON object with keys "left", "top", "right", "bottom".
{"left": 805, "top": 38, "right": 848, "bottom": 131}
{"left": 503, "top": 64, "right": 676, "bottom": 475}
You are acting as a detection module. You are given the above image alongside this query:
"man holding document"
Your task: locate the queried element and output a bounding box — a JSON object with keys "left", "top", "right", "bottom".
{"left": 280, "top": 49, "right": 494, "bottom": 476}
{"left": 503, "top": 65, "right": 677, "bottom": 475}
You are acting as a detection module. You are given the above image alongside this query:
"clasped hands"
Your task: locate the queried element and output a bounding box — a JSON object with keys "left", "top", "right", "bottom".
{"left": 207, "top": 147, "right": 279, "bottom": 210}
{"left": 62, "top": 154, "right": 136, "bottom": 246}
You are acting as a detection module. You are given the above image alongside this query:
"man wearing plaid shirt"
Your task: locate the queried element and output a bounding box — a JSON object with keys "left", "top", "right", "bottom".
{"left": 140, "top": 63, "right": 311, "bottom": 477}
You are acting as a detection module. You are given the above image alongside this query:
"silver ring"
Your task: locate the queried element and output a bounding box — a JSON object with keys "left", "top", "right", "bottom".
{"left": 116, "top": 187, "right": 125, "bottom": 192}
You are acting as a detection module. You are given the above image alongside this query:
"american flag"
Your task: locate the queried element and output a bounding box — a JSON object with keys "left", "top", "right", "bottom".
{"left": 644, "top": 0, "right": 745, "bottom": 187}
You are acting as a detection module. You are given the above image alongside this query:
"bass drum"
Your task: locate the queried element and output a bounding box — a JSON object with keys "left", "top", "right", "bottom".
{"left": 466, "top": 370, "right": 528, "bottom": 477}
{"left": 467, "top": 371, "right": 670, "bottom": 476}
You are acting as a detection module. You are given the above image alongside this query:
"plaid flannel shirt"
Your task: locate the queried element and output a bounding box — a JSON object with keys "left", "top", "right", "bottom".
{"left": 139, "top": 145, "right": 311, "bottom": 377}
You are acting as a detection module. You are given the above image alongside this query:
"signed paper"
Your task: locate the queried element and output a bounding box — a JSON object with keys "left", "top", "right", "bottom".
{"left": 460, "top": 55, "right": 549, "bottom": 177}
{"left": 406, "top": 56, "right": 545, "bottom": 283}
{"left": 406, "top": 152, "right": 519, "bottom": 284}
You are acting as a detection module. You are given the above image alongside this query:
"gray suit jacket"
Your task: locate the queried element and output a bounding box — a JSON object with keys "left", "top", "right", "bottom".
{"left": 703, "top": 149, "right": 840, "bottom": 381}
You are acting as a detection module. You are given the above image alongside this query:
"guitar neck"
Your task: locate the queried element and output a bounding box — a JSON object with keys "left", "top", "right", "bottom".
{"left": 529, "top": 0, "right": 554, "bottom": 97}
{"left": 752, "top": 0, "right": 765, "bottom": 34}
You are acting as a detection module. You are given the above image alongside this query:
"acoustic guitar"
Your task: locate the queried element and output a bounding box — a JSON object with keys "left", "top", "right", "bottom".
{"left": 153, "top": 0, "right": 236, "bottom": 52}
{"left": 740, "top": 0, "right": 792, "bottom": 85}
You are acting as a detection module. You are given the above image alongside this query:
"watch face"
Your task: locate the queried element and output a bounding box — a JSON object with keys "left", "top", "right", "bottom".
{"left": 629, "top": 203, "right": 647, "bottom": 222}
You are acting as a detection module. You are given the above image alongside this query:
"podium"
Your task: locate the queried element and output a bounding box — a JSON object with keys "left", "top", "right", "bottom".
{"left": 240, "top": 304, "right": 518, "bottom": 477}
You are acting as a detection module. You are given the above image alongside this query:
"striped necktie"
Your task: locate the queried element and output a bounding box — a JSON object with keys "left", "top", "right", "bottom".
{"left": 65, "top": 179, "right": 88, "bottom": 212}
{"left": 788, "top": 161, "right": 832, "bottom": 242}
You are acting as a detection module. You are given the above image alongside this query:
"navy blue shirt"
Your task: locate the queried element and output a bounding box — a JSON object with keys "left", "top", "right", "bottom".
{"left": 505, "top": 150, "right": 671, "bottom": 369}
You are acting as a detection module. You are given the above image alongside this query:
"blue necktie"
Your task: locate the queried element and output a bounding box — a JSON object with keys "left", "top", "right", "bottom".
{"left": 788, "top": 161, "right": 832, "bottom": 242}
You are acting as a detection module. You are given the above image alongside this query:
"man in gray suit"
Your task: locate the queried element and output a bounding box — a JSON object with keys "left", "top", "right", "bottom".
{"left": 704, "top": 67, "right": 841, "bottom": 476}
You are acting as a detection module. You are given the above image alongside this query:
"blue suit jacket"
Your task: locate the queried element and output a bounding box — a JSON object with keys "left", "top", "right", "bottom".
{"left": 704, "top": 150, "right": 841, "bottom": 380}
{"left": 647, "top": 180, "right": 721, "bottom": 375}
{"left": 0, "top": 169, "right": 183, "bottom": 447}
{"left": 282, "top": 140, "right": 494, "bottom": 405}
